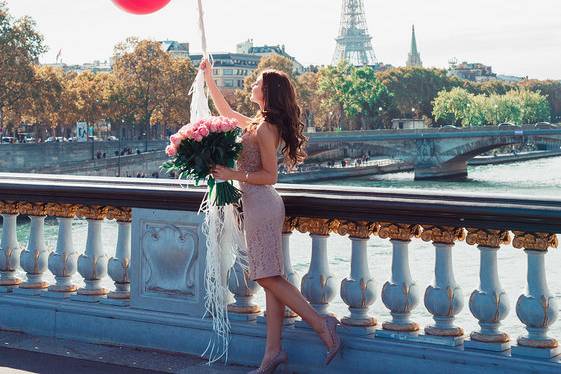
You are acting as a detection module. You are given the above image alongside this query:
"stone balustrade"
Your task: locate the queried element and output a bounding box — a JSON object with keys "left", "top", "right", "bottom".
{"left": 0, "top": 174, "right": 559, "bottom": 373}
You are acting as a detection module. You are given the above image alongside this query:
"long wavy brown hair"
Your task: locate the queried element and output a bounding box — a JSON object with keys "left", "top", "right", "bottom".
{"left": 252, "top": 69, "right": 308, "bottom": 170}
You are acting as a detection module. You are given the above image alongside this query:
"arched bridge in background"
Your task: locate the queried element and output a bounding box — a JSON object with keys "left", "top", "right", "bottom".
{"left": 306, "top": 125, "right": 561, "bottom": 180}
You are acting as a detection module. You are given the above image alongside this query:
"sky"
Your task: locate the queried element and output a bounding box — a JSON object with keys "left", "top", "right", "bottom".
{"left": 4, "top": 0, "right": 561, "bottom": 80}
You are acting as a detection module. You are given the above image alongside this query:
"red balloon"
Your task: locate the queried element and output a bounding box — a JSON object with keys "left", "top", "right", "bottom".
{"left": 112, "top": 0, "right": 171, "bottom": 15}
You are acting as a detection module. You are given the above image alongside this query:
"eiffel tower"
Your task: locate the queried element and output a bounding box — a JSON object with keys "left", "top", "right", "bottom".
{"left": 332, "top": 0, "right": 377, "bottom": 66}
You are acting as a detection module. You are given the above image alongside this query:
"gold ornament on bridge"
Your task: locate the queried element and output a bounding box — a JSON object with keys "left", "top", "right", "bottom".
{"left": 282, "top": 217, "right": 297, "bottom": 234}
{"left": 106, "top": 207, "right": 132, "bottom": 222}
{"left": 378, "top": 222, "right": 421, "bottom": 241}
{"left": 420, "top": 225, "right": 465, "bottom": 244}
{"left": 336, "top": 220, "right": 378, "bottom": 239}
{"left": 18, "top": 202, "right": 48, "bottom": 217}
{"left": 295, "top": 217, "right": 339, "bottom": 236}
{"left": 0, "top": 201, "right": 19, "bottom": 215}
{"left": 76, "top": 205, "right": 110, "bottom": 220}
{"left": 512, "top": 231, "right": 558, "bottom": 251}
{"left": 45, "top": 203, "right": 80, "bottom": 218}
{"left": 465, "top": 228, "right": 511, "bottom": 248}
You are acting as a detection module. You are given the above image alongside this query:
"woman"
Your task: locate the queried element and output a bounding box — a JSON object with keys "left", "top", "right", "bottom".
{"left": 200, "top": 59, "right": 342, "bottom": 373}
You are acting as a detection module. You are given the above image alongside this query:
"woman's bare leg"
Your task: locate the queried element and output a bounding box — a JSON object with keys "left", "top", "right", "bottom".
{"left": 257, "top": 276, "right": 334, "bottom": 348}
{"left": 260, "top": 290, "right": 285, "bottom": 366}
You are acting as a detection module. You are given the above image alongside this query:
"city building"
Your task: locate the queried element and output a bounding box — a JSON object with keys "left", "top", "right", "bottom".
{"left": 236, "top": 39, "right": 304, "bottom": 74}
{"left": 190, "top": 40, "right": 304, "bottom": 98}
{"left": 160, "top": 40, "right": 190, "bottom": 59}
{"left": 406, "top": 25, "right": 422, "bottom": 67}
{"left": 448, "top": 60, "right": 497, "bottom": 82}
{"left": 189, "top": 52, "right": 260, "bottom": 100}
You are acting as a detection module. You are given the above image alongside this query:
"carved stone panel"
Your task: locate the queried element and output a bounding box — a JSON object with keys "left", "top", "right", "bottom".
{"left": 131, "top": 208, "right": 206, "bottom": 316}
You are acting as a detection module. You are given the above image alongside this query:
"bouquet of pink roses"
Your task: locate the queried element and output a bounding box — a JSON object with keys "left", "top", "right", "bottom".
{"left": 161, "top": 116, "right": 243, "bottom": 206}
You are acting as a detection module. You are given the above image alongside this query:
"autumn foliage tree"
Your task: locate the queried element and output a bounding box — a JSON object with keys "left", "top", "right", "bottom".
{"left": 110, "top": 38, "right": 196, "bottom": 141}
{"left": 0, "top": 1, "right": 46, "bottom": 131}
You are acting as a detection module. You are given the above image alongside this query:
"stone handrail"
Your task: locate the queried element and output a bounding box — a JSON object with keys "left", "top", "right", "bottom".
{"left": 0, "top": 174, "right": 559, "bottom": 372}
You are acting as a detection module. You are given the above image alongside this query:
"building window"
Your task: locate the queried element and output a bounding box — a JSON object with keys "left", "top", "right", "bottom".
{"left": 224, "top": 79, "right": 234, "bottom": 87}
{"left": 223, "top": 69, "right": 233, "bottom": 75}
{"left": 237, "top": 80, "right": 243, "bottom": 87}
{"left": 213, "top": 69, "right": 221, "bottom": 75}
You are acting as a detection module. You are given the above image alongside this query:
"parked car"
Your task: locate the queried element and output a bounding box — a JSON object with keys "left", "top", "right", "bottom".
{"left": 45, "top": 136, "right": 67, "bottom": 142}
{"left": 24, "top": 136, "right": 35, "bottom": 143}
{"left": 88, "top": 135, "right": 102, "bottom": 142}
{"left": 107, "top": 135, "right": 119, "bottom": 141}
{"left": 534, "top": 122, "right": 556, "bottom": 129}
{"left": 1, "top": 136, "right": 16, "bottom": 144}
{"left": 498, "top": 122, "right": 521, "bottom": 129}
{"left": 441, "top": 125, "right": 460, "bottom": 130}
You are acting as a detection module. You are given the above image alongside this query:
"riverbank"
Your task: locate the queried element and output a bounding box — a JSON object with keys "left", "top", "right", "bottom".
{"left": 279, "top": 149, "right": 561, "bottom": 183}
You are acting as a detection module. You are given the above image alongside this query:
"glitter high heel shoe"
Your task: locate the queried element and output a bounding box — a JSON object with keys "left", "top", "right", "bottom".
{"left": 248, "top": 350, "right": 288, "bottom": 374}
{"left": 322, "top": 315, "right": 343, "bottom": 366}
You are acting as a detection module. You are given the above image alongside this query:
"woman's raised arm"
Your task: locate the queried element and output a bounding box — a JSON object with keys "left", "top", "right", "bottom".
{"left": 200, "top": 58, "right": 252, "bottom": 129}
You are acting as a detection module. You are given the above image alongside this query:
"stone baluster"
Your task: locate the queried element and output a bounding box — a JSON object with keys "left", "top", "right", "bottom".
{"left": 102, "top": 207, "right": 132, "bottom": 306}
{"left": 379, "top": 223, "right": 422, "bottom": 336}
{"left": 511, "top": 232, "right": 560, "bottom": 359}
{"left": 227, "top": 250, "right": 261, "bottom": 321}
{"left": 338, "top": 220, "right": 378, "bottom": 334}
{"left": 227, "top": 214, "right": 261, "bottom": 321}
{"left": 296, "top": 218, "right": 338, "bottom": 317}
{"left": 420, "top": 225, "right": 465, "bottom": 345}
{"left": 282, "top": 217, "right": 299, "bottom": 321}
{"left": 464, "top": 228, "right": 511, "bottom": 351}
{"left": 71, "top": 205, "right": 110, "bottom": 302}
{"left": 0, "top": 202, "right": 22, "bottom": 292}
{"left": 15, "top": 203, "right": 50, "bottom": 295}
{"left": 45, "top": 203, "right": 80, "bottom": 298}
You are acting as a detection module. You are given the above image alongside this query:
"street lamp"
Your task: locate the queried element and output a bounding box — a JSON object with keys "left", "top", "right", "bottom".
{"left": 411, "top": 107, "right": 416, "bottom": 119}
{"left": 118, "top": 119, "right": 124, "bottom": 177}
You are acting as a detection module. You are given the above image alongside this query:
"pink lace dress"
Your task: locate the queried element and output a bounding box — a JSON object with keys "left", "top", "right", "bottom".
{"left": 237, "top": 127, "right": 285, "bottom": 281}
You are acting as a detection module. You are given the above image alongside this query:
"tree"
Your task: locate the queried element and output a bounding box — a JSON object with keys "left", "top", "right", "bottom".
{"left": 518, "top": 80, "right": 561, "bottom": 123}
{"left": 112, "top": 38, "right": 178, "bottom": 141}
{"left": 376, "top": 67, "right": 460, "bottom": 124}
{"left": 469, "top": 80, "right": 514, "bottom": 96}
{"left": 432, "top": 87, "right": 550, "bottom": 126}
{"left": 510, "top": 89, "right": 550, "bottom": 124}
{"left": 433, "top": 87, "right": 472, "bottom": 126}
{"left": 297, "top": 71, "right": 321, "bottom": 129}
{"left": 22, "top": 66, "right": 69, "bottom": 138}
{"left": 317, "top": 62, "right": 394, "bottom": 130}
{"left": 0, "top": 2, "right": 47, "bottom": 130}
{"left": 151, "top": 58, "right": 196, "bottom": 136}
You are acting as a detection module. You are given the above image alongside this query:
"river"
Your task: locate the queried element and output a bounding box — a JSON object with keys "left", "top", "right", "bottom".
{"left": 7, "top": 156, "right": 561, "bottom": 341}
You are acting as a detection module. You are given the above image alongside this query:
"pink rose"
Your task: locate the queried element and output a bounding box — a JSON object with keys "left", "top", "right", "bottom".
{"left": 193, "top": 133, "right": 203, "bottom": 142}
{"left": 197, "top": 125, "right": 209, "bottom": 137}
{"left": 226, "top": 118, "right": 238, "bottom": 131}
{"left": 185, "top": 127, "right": 195, "bottom": 139}
{"left": 165, "top": 144, "right": 177, "bottom": 157}
{"left": 170, "top": 134, "right": 181, "bottom": 147}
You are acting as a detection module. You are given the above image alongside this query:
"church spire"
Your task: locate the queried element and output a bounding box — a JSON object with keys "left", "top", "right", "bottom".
{"left": 406, "top": 24, "right": 422, "bottom": 67}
